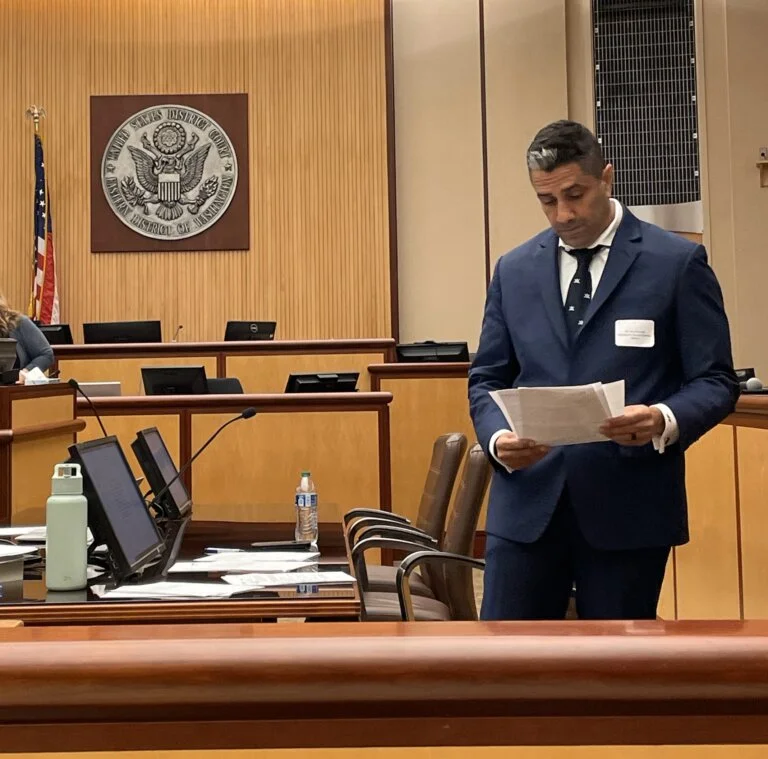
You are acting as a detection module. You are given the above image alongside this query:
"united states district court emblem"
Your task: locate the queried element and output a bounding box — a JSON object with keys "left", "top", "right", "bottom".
{"left": 101, "top": 105, "right": 238, "bottom": 240}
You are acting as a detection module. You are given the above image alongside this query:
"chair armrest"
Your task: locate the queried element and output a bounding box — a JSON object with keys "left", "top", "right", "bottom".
{"left": 350, "top": 536, "right": 438, "bottom": 592}
{"left": 343, "top": 508, "right": 410, "bottom": 527}
{"left": 395, "top": 551, "right": 485, "bottom": 621}
{"left": 348, "top": 516, "right": 430, "bottom": 547}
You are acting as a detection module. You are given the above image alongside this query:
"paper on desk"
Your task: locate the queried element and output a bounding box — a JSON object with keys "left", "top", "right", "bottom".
{"left": 168, "top": 559, "right": 315, "bottom": 574}
{"left": 490, "top": 380, "right": 625, "bottom": 446}
{"left": 11, "top": 526, "right": 94, "bottom": 545}
{"left": 92, "top": 581, "right": 264, "bottom": 600}
{"left": 0, "top": 526, "right": 44, "bottom": 537}
{"left": 222, "top": 571, "right": 356, "bottom": 587}
{"left": 193, "top": 551, "right": 319, "bottom": 565}
{"left": 0, "top": 544, "right": 40, "bottom": 559}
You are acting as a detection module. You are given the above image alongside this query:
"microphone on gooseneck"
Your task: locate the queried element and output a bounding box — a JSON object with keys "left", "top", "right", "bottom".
{"left": 150, "top": 407, "right": 257, "bottom": 511}
{"left": 172, "top": 325, "right": 183, "bottom": 342}
{"left": 68, "top": 378, "right": 108, "bottom": 437}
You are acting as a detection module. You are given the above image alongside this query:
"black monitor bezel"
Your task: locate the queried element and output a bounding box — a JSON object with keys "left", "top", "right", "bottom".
{"left": 141, "top": 365, "right": 209, "bottom": 396}
{"left": 82, "top": 320, "right": 162, "bottom": 345}
{"left": 131, "top": 427, "right": 192, "bottom": 520}
{"left": 284, "top": 371, "right": 359, "bottom": 393}
{"left": 224, "top": 320, "right": 277, "bottom": 341}
{"left": 67, "top": 436, "right": 165, "bottom": 580}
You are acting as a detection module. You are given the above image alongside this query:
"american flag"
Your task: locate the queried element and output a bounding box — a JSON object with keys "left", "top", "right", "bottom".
{"left": 28, "top": 133, "right": 59, "bottom": 324}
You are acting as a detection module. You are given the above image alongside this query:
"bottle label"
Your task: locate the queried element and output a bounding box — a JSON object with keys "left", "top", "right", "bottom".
{"left": 295, "top": 493, "right": 317, "bottom": 508}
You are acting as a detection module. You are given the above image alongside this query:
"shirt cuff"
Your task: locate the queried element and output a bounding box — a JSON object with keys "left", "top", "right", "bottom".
{"left": 651, "top": 403, "right": 679, "bottom": 454}
{"left": 489, "top": 429, "right": 515, "bottom": 473}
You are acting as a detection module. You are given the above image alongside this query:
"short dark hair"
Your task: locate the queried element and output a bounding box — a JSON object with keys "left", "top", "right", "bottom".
{"left": 526, "top": 120, "right": 606, "bottom": 178}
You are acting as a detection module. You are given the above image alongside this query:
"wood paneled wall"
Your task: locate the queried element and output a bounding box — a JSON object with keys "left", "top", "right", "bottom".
{"left": 0, "top": 0, "right": 391, "bottom": 342}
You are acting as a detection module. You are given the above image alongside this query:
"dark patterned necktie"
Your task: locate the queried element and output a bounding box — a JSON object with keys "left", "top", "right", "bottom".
{"left": 563, "top": 247, "right": 599, "bottom": 339}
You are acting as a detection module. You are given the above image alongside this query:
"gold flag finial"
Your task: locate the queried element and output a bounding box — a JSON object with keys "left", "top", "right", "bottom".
{"left": 25, "top": 105, "right": 46, "bottom": 132}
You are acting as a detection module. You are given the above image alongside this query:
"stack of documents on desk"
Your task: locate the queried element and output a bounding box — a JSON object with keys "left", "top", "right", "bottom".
{"left": 490, "top": 380, "right": 625, "bottom": 447}
{"left": 168, "top": 550, "right": 319, "bottom": 574}
{"left": 222, "top": 571, "right": 355, "bottom": 587}
{"left": 93, "top": 581, "right": 264, "bottom": 600}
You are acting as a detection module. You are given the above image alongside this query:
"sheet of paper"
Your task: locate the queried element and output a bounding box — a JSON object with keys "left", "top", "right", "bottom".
{"left": 490, "top": 380, "right": 625, "bottom": 446}
{"left": 0, "top": 545, "right": 40, "bottom": 559}
{"left": 193, "top": 551, "right": 319, "bottom": 565}
{"left": 0, "top": 526, "right": 44, "bottom": 537}
{"left": 222, "top": 571, "right": 356, "bottom": 587}
{"left": 12, "top": 526, "right": 94, "bottom": 544}
{"left": 92, "top": 581, "right": 263, "bottom": 600}
{"left": 168, "top": 559, "right": 315, "bottom": 574}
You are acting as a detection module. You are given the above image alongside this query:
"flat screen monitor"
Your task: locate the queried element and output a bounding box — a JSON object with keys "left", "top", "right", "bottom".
{"left": 68, "top": 436, "right": 164, "bottom": 579}
{"left": 131, "top": 427, "right": 191, "bottom": 519}
{"left": 285, "top": 372, "right": 359, "bottom": 393}
{"left": 83, "top": 320, "right": 162, "bottom": 344}
{"left": 142, "top": 365, "right": 208, "bottom": 396}
{"left": 0, "top": 338, "right": 17, "bottom": 373}
{"left": 39, "top": 324, "right": 74, "bottom": 345}
{"left": 395, "top": 341, "right": 470, "bottom": 363}
{"left": 224, "top": 320, "right": 277, "bottom": 341}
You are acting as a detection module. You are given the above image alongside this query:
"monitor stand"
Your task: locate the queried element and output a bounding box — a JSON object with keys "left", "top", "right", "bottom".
{"left": 86, "top": 513, "right": 190, "bottom": 587}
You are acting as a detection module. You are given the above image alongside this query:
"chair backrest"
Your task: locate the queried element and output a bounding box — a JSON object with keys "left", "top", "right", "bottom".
{"left": 433, "top": 443, "right": 492, "bottom": 619}
{"left": 206, "top": 377, "right": 244, "bottom": 394}
{"left": 414, "top": 433, "right": 467, "bottom": 541}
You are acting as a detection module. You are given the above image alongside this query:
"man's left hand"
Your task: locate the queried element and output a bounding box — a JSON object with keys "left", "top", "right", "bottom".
{"left": 599, "top": 405, "right": 664, "bottom": 446}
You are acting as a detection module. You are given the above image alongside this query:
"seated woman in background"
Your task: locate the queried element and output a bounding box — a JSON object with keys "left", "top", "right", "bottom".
{"left": 0, "top": 295, "right": 54, "bottom": 377}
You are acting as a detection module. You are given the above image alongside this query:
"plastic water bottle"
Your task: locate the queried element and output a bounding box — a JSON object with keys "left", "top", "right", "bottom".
{"left": 295, "top": 471, "right": 318, "bottom": 545}
{"left": 45, "top": 463, "right": 88, "bottom": 591}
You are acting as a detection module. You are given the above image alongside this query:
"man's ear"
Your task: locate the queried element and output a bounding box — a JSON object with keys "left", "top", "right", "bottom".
{"left": 602, "top": 163, "right": 614, "bottom": 196}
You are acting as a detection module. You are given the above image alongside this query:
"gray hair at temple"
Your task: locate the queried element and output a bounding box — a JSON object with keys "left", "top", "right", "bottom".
{"left": 526, "top": 120, "right": 606, "bottom": 179}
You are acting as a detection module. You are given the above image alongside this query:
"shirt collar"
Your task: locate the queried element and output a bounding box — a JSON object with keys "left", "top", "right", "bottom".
{"left": 559, "top": 198, "right": 623, "bottom": 252}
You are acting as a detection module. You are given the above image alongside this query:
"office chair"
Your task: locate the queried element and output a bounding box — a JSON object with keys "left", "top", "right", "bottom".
{"left": 343, "top": 432, "right": 467, "bottom": 599}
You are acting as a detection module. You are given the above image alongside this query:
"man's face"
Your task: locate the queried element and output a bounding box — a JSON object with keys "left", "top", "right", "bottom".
{"left": 530, "top": 162, "right": 614, "bottom": 248}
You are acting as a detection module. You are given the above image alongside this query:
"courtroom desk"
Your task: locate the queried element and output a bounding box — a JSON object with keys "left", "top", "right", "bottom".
{"left": 3, "top": 620, "right": 768, "bottom": 754}
{"left": 0, "top": 569, "right": 359, "bottom": 626}
{"left": 368, "top": 362, "right": 488, "bottom": 529}
{"left": 71, "top": 392, "right": 392, "bottom": 549}
{"left": 0, "top": 384, "right": 85, "bottom": 525}
{"left": 54, "top": 338, "right": 395, "bottom": 394}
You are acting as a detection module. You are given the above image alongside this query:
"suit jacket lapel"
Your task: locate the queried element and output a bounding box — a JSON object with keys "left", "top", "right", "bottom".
{"left": 533, "top": 233, "right": 569, "bottom": 352}
{"left": 579, "top": 209, "right": 643, "bottom": 336}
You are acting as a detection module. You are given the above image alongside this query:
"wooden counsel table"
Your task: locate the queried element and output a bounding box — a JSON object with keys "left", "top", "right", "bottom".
{"left": 70, "top": 392, "right": 392, "bottom": 549}
{"left": 2, "top": 619, "right": 768, "bottom": 756}
{"left": 0, "top": 384, "right": 85, "bottom": 525}
{"left": 53, "top": 338, "right": 395, "bottom": 394}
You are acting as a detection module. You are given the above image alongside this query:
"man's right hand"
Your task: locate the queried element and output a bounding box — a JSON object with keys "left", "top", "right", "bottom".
{"left": 494, "top": 432, "right": 550, "bottom": 470}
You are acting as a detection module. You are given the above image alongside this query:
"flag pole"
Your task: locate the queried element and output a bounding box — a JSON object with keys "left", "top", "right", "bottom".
{"left": 25, "top": 106, "right": 47, "bottom": 320}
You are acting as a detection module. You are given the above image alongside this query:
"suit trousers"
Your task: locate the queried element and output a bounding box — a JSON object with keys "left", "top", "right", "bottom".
{"left": 480, "top": 489, "right": 670, "bottom": 621}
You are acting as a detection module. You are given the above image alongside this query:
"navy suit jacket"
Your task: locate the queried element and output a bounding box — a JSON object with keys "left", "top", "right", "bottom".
{"left": 468, "top": 209, "right": 739, "bottom": 550}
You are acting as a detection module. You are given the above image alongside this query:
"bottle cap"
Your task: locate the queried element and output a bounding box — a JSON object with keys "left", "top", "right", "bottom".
{"left": 301, "top": 471, "right": 310, "bottom": 477}
{"left": 51, "top": 463, "right": 84, "bottom": 496}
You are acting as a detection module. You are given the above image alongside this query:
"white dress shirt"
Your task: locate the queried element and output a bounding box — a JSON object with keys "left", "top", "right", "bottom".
{"left": 489, "top": 198, "right": 679, "bottom": 470}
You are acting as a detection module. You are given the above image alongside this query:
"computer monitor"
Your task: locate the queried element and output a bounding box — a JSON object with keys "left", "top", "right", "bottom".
{"left": 67, "top": 436, "right": 164, "bottom": 581}
{"left": 224, "top": 320, "right": 277, "bottom": 341}
{"left": 131, "top": 427, "right": 191, "bottom": 520}
{"left": 83, "top": 320, "right": 162, "bottom": 344}
{"left": 39, "top": 324, "right": 74, "bottom": 345}
{"left": 142, "top": 366, "right": 208, "bottom": 395}
{"left": 285, "top": 372, "right": 359, "bottom": 393}
{"left": 0, "top": 339, "right": 17, "bottom": 373}
{"left": 395, "top": 341, "right": 470, "bottom": 363}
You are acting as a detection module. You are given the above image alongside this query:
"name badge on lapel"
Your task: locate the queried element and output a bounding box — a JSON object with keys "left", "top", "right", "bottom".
{"left": 615, "top": 319, "right": 655, "bottom": 348}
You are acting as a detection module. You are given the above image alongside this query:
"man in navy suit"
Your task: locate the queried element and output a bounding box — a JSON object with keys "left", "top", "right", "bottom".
{"left": 469, "top": 120, "right": 738, "bottom": 620}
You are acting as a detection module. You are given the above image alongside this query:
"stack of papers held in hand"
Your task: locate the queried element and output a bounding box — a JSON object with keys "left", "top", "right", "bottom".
{"left": 490, "top": 380, "right": 625, "bottom": 446}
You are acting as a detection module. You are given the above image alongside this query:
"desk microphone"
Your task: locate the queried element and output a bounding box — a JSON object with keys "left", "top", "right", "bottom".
{"left": 68, "top": 378, "right": 108, "bottom": 437}
{"left": 150, "top": 406, "right": 257, "bottom": 509}
{"left": 172, "top": 325, "right": 183, "bottom": 342}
